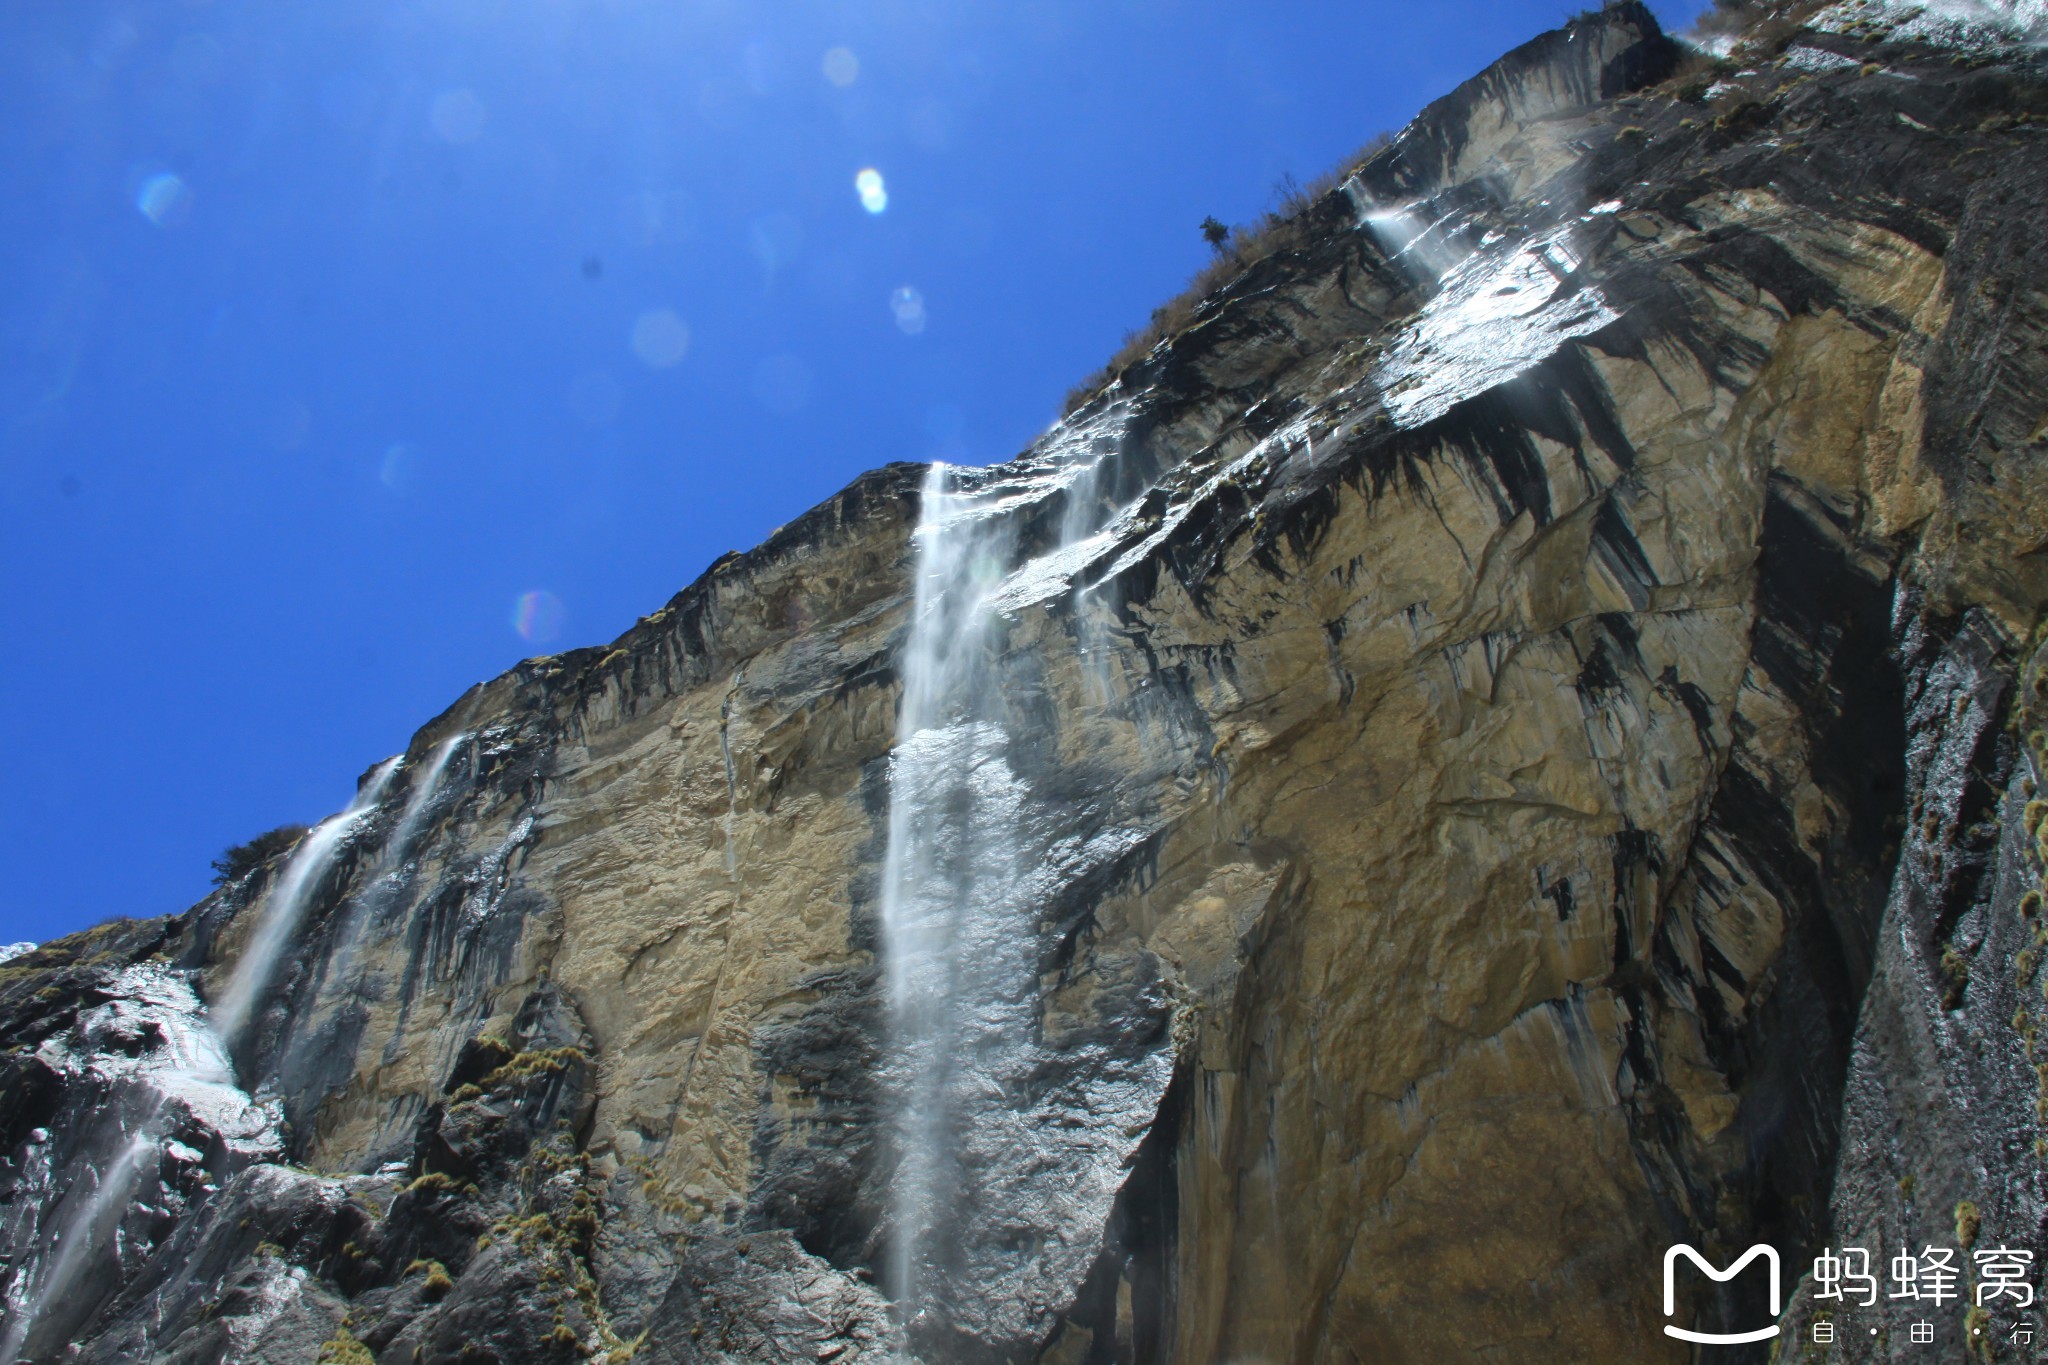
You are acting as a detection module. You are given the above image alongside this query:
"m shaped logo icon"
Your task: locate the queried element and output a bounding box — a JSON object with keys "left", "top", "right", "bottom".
{"left": 1662, "top": 1244, "right": 1782, "bottom": 1344}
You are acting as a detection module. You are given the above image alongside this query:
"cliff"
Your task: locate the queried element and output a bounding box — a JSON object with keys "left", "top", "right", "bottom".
{"left": 4, "top": 2, "right": 2047, "bottom": 1361}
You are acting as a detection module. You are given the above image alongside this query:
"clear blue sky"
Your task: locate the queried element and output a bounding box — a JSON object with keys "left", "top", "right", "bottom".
{"left": 0, "top": 0, "right": 1711, "bottom": 946}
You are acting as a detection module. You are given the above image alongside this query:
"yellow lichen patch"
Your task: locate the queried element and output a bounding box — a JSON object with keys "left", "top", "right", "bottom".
{"left": 478, "top": 1045, "right": 586, "bottom": 1092}
{"left": 1941, "top": 946, "right": 1970, "bottom": 1009}
{"left": 316, "top": 1328, "right": 376, "bottom": 1365}
{"left": 1967, "top": 1304, "right": 1993, "bottom": 1361}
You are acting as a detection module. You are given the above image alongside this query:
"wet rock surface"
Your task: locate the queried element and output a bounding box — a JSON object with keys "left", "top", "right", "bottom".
{"left": 4, "top": 2, "right": 2048, "bottom": 1361}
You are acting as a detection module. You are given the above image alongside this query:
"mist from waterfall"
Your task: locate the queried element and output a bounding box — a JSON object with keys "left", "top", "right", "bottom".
{"left": 879, "top": 439, "right": 1124, "bottom": 1342}
{"left": 1354, "top": 187, "right": 1625, "bottom": 432}
{"left": 210, "top": 756, "right": 401, "bottom": 1046}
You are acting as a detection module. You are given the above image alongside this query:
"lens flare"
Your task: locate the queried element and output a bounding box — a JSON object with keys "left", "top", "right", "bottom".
{"left": 891, "top": 285, "right": 927, "bottom": 335}
{"left": 630, "top": 309, "right": 690, "bottom": 368}
{"left": 856, "top": 167, "right": 888, "bottom": 214}
{"left": 136, "top": 173, "right": 191, "bottom": 227}
{"left": 379, "top": 442, "right": 417, "bottom": 492}
{"left": 568, "top": 371, "right": 622, "bottom": 425}
{"left": 751, "top": 354, "right": 812, "bottom": 414}
{"left": 429, "top": 89, "right": 488, "bottom": 144}
{"left": 512, "top": 590, "right": 564, "bottom": 644}
{"left": 822, "top": 47, "right": 859, "bottom": 87}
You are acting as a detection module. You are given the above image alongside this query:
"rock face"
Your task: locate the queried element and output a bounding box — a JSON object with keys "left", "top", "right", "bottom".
{"left": 5, "top": 2, "right": 2048, "bottom": 1361}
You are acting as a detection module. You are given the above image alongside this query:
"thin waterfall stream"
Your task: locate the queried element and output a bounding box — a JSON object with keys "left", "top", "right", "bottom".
{"left": 0, "top": 756, "right": 419, "bottom": 1361}
{"left": 878, "top": 427, "right": 1164, "bottom": 1348}
{"left": 880, "top": 459, "right": 1036, "bottom": 1328}
{"left": 210, "top": 756, "right": 401, "bottom": 1046}
{"left": 0, "top": 1121, "right": 163, "bottom": 1362}
{"left": 383, "top": 734, "right": 467, "bottom": 870}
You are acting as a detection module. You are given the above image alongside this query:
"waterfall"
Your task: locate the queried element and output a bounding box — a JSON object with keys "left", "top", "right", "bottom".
{"left": 1355, "top": 191, "right": 1624, "bottom": 431}
{"left": 1355, "top": 199, "right": 1467, "bottom": 286}
{"left": 0, "top": 750, "right": 409, "bottom": 1356}
{"left": 880, "top": 460, "right": 1030, "bottom": 1325}
{"left": 210, "top": 757, "right": 401, "bottom": 1046}
{"left": 312, "top": 733, "right": 469, "bottom": 1012}
{"left": 0, "top": 966, "right": 274, "bottom": 1363}
{"left": 383, "top": 734, "right": 466, "bottom": 870}
{"left": 879, "top": 434, "right": 1135, "bottom": 1344}
{"left": 1, "top": 757, "right": 410, "bottom": 1358}
{"left": 0, "top": 1125, "right": 160, "bottom": 1362}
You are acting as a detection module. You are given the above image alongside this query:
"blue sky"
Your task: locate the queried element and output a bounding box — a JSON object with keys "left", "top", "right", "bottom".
{"left": 0, "top": 0, "right": 1711, "bottom": 946}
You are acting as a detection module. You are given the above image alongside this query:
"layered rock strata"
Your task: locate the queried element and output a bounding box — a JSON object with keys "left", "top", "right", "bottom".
{"left": 3, "top": 2, "right": 2047, "bottom": 1361}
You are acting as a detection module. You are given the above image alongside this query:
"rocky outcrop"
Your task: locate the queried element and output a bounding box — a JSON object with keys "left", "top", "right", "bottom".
{"left": 3, "top": 2, "right": 2047, "bottom": 1361}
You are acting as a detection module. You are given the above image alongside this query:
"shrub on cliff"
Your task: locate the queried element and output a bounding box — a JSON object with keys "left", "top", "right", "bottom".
{"left": 1063, "top": 135, "right": 1391, "bottom": 415}
{"left": 209, "top": 824, "right": 309, "bottom": 886}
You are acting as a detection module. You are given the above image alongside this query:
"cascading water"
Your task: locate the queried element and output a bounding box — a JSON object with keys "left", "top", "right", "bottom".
{"left": 0, "top": 966, "right": 277, "bottom": 1362}
{"left": 0, "top": 758, "right": 408, "bottom": 1359}
{"left": 867, "top": 184, "right": 1623, "bottom": 1328}
{"left": 295, "top": 734, "right": 468, "bottom": 1036}
{"left": 1351, "top": 185, "right": 1625, "bottom": 432}
{"left": 210, "top": 756, "right": 401, "bottom": 1045}
{"left": 1356, "top": 199, "right": 1469, "bottom": 285}
{"left": 0, "top": 1126, "right": 160, "bottom": 1363}
{"left": 881, "top": 461, "right": 1035, "bottom": 1329}
{"left": 383, "top": 734, "right": 466, "bottom": 869}
{"left": 878, "top": 425, "right": 1161, "bottom": 1349}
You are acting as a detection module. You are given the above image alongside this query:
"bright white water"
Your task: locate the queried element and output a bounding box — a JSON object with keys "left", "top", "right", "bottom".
{"left": 1356, "top": 200, "right": 1470, "bottom": 285}
{"left": 0, "top": 1125, "right": 159, "bottom": 1362}
{"left": 880, "top": 427, "right": 1130, "bottom": 1337}
{"left": 384, "top": 734, "right": 466, "bottom": 869}
{"left": 316, "top": 734, "right": 469, "bottom": 1004}
{"left": 210, "top": 756, "right": 401, "bottom": 1045}
{"left": 4, "top": 753, "right": 419, "bottom": 1356}
{"left": 1355, "top": 192, "right": 1625, "bottom": 430}
{"left": 1812, "top": 0, "right": 2048, "bottom": 45}
{"left": 0, "top": 966, "right": 277, "bottom": 1362}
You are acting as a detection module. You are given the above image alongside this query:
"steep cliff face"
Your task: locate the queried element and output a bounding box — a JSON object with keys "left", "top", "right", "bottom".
{"left": 5, "top": 2, "right": 2048, "bottom": 1361}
